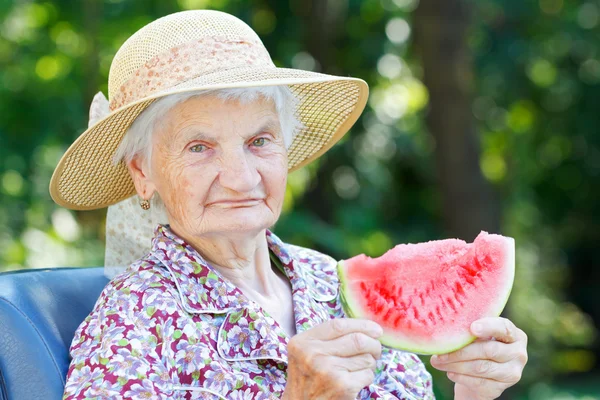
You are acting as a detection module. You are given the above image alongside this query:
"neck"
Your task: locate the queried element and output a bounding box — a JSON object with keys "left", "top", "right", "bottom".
{"left": 172, "top": 227, "right": 279, "bottom": 296}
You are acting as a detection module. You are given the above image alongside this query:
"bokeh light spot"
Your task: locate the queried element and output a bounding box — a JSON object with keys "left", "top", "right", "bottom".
{"left": 507, "top": 100, "right": 536, "bottom": 133}
{"left": 579, "top": 59, "right": 600, "bottom": 84}
{"left": 361, "top": 231, "right": 393, "bottom": 257}
{"left": 392, "top": 0, "right": 419, "bottom": 11}
{"left": 291, "top": 51, "right": 319, "bottom": 72}
{"left": 35, "top": 55, "right": 60, "bottom": 80}
{"left": 26, "top": 3, "right": 50, "bottom": 28}
{"left": 2, "top": 170, "right": 25, "bottom": 196}
{"left": 577, "top": 3, "right": 599, "bottom": 29}
{"left": 404, "top": 78, "right": 429, "bottom": 112}
{"left": 377, "top": 53, "right": 403, "bottom": 79}
{"left": 51, "top": 209, "right": 81, "bottom": 242}
{"left": 177, "top": 0, "right": 211, "bottom": 9}
{"left": 252, "top": 9, "right": 276, "bottom": 35}
{"left": 333, "top": 166, "right": 360, "bottom": 199}
{"left": 480, "top": 152, "right": 506, "bottom": 182}
{"left": 53, "top": 25, "right": 86, "bottom": 57}
{"left": 552, "top": 350, "right": 595, "bottom": 373}
{"left": 527, "top": 59, "right": 558, "bottom": 88}
{"left": 539, "top": 0, "right": 563, "bottom": 14}
{"left": 385, "top": 18, "right": 410, "bottom": 44}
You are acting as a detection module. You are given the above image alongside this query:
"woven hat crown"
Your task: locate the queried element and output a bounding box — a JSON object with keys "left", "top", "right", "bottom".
{"left": 108, "top": 10, "right": 265, "bottom": 102}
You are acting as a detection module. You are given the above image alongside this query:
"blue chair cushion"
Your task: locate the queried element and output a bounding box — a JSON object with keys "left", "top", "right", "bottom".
{"left": 0, "top": 267, "right": 109, "bottom": 400}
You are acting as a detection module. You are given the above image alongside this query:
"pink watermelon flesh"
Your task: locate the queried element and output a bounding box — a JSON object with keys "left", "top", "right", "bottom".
{"left": 338, "top": 231, "right": 515, "bottom": 355}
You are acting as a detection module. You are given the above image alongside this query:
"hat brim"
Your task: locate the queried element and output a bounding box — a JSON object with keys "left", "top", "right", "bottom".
{"left": 50, "top": 66, "right": 369, "bottom": 210}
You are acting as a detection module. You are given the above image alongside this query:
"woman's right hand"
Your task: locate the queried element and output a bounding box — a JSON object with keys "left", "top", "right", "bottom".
{"left": 282, "top": 318, "right": 383, "bottom": 400}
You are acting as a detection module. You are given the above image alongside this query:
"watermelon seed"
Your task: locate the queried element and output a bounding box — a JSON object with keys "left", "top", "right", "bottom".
{"left": 428, "top": 312, "right": 435, "bottom": 324}
{"left": 382, "top": 307, "right": 394, "bottom": 322}
{"left": 463, "top": 273, "right": 475, "bottom": 285}
{"left": 438, "top": 295, "right": 447, "bottom": 311}
{"left": 374, "top": 298, "right": 385, "bottom": 313}
{"left": 446, "top": 296, "right": 457, "bottom": 312}
{"left": 453, "top": 290, "right": 464, "bottom": 306}
{"left": 455, "top": 281, "right": 465, "bottom": 296}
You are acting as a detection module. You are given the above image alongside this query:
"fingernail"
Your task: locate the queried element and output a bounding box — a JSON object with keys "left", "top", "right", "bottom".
{"left": 472, "top": 322, "right": 482, "bottom": 334}
{"left": 372, "top": 326, "right": 383, "bottom": 337}
{"left": 437, "top": 354, "right": 448, "bottom": 362}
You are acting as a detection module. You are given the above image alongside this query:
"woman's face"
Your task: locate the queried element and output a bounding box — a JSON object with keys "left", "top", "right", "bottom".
{"left": 130, "top": 94, "right": 288, "bottom": 240}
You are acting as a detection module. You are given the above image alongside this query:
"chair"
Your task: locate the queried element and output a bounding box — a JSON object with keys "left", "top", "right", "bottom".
{"left": 0, "top": 267, "right": 109, "bottom": 400}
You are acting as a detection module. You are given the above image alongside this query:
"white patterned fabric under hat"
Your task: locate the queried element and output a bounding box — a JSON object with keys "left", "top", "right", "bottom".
{"left": 87, "top": 91, "right": 168, "bottom": 278}
{"left": 104, "top": 195, "right": 168, "bottom": 278}
{"left": 49, "top": 9, "right": 369, "bottom": 210}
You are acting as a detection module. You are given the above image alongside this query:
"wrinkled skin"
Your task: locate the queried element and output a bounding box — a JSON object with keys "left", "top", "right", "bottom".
{"left": 129, "top": 95, "right": 288, "bottom": 245}
{"left": 430, "top": 317, "right": 528, "bottom": 400}
{"left": 282, "top": 319, "right": 383, "bottom": 400}
{"left": 127, "top": 94, "right": 296, "bottom": 335}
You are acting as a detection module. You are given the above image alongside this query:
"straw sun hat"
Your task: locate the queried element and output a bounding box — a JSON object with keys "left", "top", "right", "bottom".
{"left": 49, "top": 9, "right": 369, "bottom": 210}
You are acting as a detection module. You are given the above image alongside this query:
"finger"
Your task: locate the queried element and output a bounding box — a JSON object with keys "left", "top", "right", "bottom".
{"left": 434, "top": 359, "right": 523, "bottom": 383}
{"left": 346, "top": 368, "right": 376, "bottom": 392}
{"left": 447, "top": 372, "right": 508, "bottom": 399}
{"left": 324, "top": 332, "right": 382, "bottom": 359}
{"left": 431, "top": 341, "right": 519, "bottom": 364}
{"left": 470, "top": 317, "right": 523, "bottom": 344}
{"left": 309, "top": 318, "right": 383, "bottom": 341}
{"left": 331, "top": 354, "right": 378, "bottom": 372}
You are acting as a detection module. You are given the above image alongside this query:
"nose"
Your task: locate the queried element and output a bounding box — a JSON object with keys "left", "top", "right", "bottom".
{"left": 218, "top": 148, "right": 261, "bottom": 193}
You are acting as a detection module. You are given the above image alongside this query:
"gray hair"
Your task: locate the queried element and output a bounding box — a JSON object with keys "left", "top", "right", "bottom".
{"left": 113, "top": 85, "right": 303, "bottom": 167}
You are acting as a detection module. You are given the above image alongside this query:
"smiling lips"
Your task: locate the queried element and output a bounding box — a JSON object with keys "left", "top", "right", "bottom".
{"left": 207, "top": 198, "right": 264, "bottom": 208}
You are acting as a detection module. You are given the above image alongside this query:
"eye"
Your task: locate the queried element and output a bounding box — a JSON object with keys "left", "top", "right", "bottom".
{"left": 189, "top": 144, "right": 206, "bottom": 153}
{"left": 252, "top": 137, "right": 268, "bottom": 147}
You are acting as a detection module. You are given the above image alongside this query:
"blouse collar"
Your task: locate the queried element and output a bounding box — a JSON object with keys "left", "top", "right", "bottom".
{"left": 150, "top": 224, "right": 336, "bottom": 315}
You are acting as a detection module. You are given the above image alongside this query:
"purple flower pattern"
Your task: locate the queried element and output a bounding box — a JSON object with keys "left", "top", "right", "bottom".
{"left": 63, "top": 225, "right": 434, "bottom": 399}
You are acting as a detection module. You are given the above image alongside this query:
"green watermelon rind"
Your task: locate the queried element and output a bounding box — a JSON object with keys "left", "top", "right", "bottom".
{"left": 337, "top": 236, "right": 516, "bottom": 355}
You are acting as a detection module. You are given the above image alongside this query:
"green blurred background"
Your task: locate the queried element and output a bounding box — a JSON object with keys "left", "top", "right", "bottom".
{"left": 1, "top": 0, "right": 599, "bottom": 398}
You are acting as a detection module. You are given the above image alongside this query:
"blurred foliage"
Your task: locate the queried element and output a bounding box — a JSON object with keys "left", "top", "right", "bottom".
{"left": 1, "top": 0, "right": 599, "bottom": 398}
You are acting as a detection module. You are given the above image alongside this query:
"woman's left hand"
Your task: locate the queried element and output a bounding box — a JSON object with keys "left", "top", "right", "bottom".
{"left": 430, "top": 317, "right": 528, "bottom": 400}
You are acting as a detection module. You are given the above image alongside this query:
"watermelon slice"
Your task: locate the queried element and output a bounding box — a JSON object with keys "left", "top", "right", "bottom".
{"left": 338, "top": 231, "right": 515, "bottom": 355}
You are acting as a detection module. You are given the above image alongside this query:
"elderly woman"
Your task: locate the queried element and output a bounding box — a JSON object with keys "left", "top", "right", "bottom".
{"left": 52, "top": 10, "right": 527, "bottom": 400}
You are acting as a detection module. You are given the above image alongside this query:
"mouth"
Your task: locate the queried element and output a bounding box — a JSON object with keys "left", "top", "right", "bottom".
{"left": 206, "top": 199, "right": 264, "bottom": 208}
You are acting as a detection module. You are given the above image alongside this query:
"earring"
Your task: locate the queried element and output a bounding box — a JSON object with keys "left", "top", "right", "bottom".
{"left": 140, "top": 199, "right": 150, "bottom": 210}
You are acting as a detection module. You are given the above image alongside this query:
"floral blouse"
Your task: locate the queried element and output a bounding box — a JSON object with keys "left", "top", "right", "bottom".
{"left": 63, "top": 225, "right": 434, "bottom": 399}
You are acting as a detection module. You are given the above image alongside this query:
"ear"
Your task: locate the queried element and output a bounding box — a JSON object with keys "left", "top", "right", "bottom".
{"left": 126, "top": 154, "right": 157, "bottom": 201}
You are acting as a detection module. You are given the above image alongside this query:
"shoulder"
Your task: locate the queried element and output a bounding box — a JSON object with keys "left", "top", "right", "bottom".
{"left": 64, "top": 257, "right": 187, "bottom": 399}
{"left": 102, "top": 255, "right": 181, "bottom": 312}
{"left": 286, "top": 243, "right": 338, "bottom": 279}
{"left": 73, "top": 256, "right": 184, "bottom": 347}
{"left": 68, "top": 255, "right": 189, "bottom": 367}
